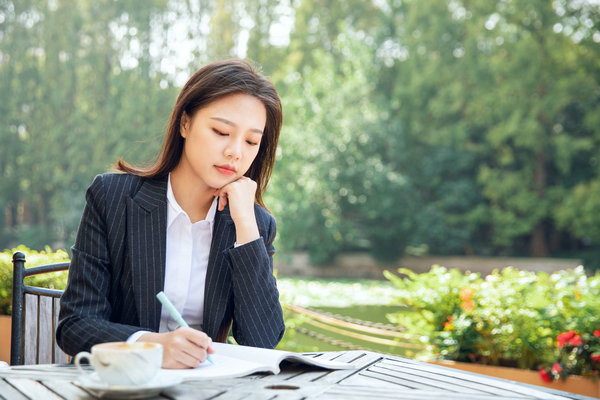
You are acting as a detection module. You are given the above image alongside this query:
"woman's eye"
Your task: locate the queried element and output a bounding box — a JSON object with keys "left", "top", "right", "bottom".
{"left": 246, "top": 140, "right": 259, "bottom": 146}
{"left": 213, "top": 129, "right": 228, "bottom": 136}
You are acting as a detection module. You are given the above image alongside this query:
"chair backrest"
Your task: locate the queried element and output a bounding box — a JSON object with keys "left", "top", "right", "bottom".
{"left": 11, "top": 251, "right": 70, "bottom": 365}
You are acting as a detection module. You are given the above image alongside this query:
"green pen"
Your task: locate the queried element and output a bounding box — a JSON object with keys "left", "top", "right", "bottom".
{"left": 156, "top": 291, "right": 214, "bottom": 364}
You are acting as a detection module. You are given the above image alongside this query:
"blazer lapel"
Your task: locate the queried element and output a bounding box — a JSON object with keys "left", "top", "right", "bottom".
{"left": 127, "top": 177, "right": 168, "bottom": 331}
{"left": 203, "top": 203, "right": 236, "bottom": 339}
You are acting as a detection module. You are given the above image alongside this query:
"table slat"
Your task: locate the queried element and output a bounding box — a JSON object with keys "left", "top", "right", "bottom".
{"left": 0, "top": 379, "right": 30, "bottom": 400}
{"left": 341, "top": 371, "right": 414, "bottom": 389}
{"left": 378, "top": 358, "right": 574, "bottom": 400}
{"left": 0, "top": 350, "right": 592, "bottom": 400}
{"left": 313, "top": 351, "right": 383, "bottom": 385}
{"left": 318, "top": 387, "right": 541, "bottom": 400}
{"left": 5, "top": 378, "right": 63, "bottom": 400}
{"left": 374, "top": 360, "right": 528, "bottom": 397}
{"left": 42, "top": 380, "right": 95, "bottom": 400}
{"left": 376, "top": 361, "right": 524, "bottom": 398}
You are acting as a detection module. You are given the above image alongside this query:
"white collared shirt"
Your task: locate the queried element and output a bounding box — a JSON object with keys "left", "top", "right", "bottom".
{"left": 159, "top": 175, "right": 217, "bottom": 332}
{"left": 127, "top": 175, "right": 217, "bottom": 342}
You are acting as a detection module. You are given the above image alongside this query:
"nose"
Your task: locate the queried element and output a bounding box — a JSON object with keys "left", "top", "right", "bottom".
{"left": 224, "top": 137, "right": 242, "bottom": 160}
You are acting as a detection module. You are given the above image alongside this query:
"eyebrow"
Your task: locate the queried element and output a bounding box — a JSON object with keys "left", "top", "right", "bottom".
{"left": 210, "top": 117, "right": 264, "bottom": 135}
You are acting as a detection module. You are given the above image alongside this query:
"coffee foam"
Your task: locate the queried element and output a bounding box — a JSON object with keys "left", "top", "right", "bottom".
{"left": 95, "top": 342, "right": 160, "bottom": 351}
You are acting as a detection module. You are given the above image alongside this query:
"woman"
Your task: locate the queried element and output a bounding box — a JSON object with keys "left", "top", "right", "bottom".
{"left": 57, "top": 59, "right": 285, "bottom": 369}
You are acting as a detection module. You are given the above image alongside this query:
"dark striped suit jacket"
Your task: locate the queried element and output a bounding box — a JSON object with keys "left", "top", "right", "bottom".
{"left": 56, "top": 173, "right": 285, "bottom": 356}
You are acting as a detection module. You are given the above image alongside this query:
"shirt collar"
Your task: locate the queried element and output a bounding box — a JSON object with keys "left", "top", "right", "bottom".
{"left": 167, "top": 174, "right": 217, "bottom": 228}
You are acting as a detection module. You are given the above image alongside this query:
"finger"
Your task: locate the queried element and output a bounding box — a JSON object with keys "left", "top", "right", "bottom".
{"left": 174, "top": 349, "right": 205, "bottom": 368}
{"left": 179, "top": 327, "right": 213, "bottom": 351}
{"left": 218, "top": 191, "right": 228, "bottom": 211}
{"left": 162, "top": 346, "right": 201, "bottom": 369}
{"left": 205, "top": 337, "right": 214, "bottom": 354}
{"left": 168, "top": 340, "right": 207, "bottom": 367}
{"left": 178, "top": 340, "right": 211, "bottom": 365}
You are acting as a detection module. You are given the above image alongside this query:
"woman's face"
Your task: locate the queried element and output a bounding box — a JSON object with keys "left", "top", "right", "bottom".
{"left": 177, "top": 93, "right": 266, "bottom": 191}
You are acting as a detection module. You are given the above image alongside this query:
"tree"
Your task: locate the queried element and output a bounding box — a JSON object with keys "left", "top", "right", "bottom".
{"left": 0, "top": 0, "right": 173, "bottom": 249}
{"left": 373, "top": 0, "right": 600, "bottom": 258}
{"left": 2, "top": 0, "right": 599, "bottom": 266}
{"left": 373, "top": 0, "right": 490, "bottom": 255}
{"left": 269, "top": 23, "right": 417, "bottom": 263}
{"left": 471, "top": 0, "right": 599, "bottom": 256}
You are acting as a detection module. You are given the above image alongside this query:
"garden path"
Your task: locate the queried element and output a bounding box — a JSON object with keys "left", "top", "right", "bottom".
{"left": 275, "top": 252, "right": 582, "bottom": 279}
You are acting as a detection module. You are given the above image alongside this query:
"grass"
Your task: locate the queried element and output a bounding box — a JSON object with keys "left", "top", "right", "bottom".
{"left": 314, "top": 305, "right": 401, "bottom": 322}
{"left": 277, "top": 276, "right": 397, "bottom": 307}
{"left": 276, "top": 276, "right": 425, "bottom": 357}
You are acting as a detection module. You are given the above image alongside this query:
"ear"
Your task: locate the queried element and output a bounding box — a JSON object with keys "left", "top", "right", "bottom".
{"left": 180, "top": 112, "right": 190, "bottom": 138}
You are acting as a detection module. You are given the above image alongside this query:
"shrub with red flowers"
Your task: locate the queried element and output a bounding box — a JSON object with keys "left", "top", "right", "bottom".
{"left": 385, "top": 265, "right": 600, "bottom": 375}
{"left": 539, "top": 329, "right": 600, "bottom": 382}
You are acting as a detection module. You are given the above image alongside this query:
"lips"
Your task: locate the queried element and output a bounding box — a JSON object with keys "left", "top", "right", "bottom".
{"left": 215, "top": 165, "right": 236, "bottom": 176}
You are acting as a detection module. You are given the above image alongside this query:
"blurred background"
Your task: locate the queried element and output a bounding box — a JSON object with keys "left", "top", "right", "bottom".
{"left": 1, "top": 1, "right": 600, "bottom": 377}
{"left": 2, "top": 0, "right": 600, "bottom": 271}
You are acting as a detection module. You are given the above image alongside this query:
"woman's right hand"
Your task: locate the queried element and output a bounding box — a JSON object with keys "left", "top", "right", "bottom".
{"left": 139, "top": 328, "right": 214, "bottom": 369}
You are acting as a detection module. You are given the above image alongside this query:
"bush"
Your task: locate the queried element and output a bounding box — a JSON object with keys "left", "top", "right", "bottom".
{"left": 384, "top": 265, "right": 600, "bottom": 371}
{"left": 539, "top": 329, "right": 600, "bottom": 382}
{"left": 0, "top": 245, "right": 69, "bottom": 315}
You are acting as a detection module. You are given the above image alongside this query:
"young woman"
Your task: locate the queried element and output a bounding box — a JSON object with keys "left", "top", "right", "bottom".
{"left": 57, "top": 59, "right": 285, "bottom": 369}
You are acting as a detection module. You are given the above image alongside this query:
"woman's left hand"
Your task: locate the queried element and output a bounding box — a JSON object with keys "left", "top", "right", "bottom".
{"left": 214, "top": 177, "right": 260, "bottom": 244}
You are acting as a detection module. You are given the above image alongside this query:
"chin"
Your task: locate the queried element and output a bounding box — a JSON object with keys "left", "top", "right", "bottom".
{"left": 209, "top": 177, "right": 237, "bottom": 190}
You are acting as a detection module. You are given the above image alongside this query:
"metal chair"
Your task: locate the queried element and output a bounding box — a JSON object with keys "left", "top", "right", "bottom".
{"left": 11, "top": 251, "right": 70, "bottom": 365}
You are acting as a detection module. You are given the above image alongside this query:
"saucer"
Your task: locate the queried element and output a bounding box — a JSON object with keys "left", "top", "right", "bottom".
{"left": 74, "top": 371, "right": 182, "bottom": 399}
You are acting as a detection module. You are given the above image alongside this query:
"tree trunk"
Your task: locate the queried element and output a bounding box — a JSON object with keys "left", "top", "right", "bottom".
{"left": 531, "top": 149, "right": 548, "bottom": 257}
{"left": 531, "top": 221, "right": 548, "bottom": 257}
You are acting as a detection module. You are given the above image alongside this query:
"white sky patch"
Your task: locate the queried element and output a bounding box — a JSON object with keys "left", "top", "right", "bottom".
{"left": 270, "top": 14, "right": 294, "bottom": 47}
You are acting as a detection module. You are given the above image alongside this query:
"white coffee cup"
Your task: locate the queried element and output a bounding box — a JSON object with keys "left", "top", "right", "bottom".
{"left": 74, "top": 341, "right": 163, "bottom": 386}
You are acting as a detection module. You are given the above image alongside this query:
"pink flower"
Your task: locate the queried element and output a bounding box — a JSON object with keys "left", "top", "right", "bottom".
{"left": 539, "top": 367, "right": 552, "bottom": 383}
{"left": 557, "top": 331, "right": 576, "bottom": 348}
{"left": 591, "top": 353, "right": 600, "bottom": 362}
{"left": 551, "top": 363, "right": 562, "bottom": 375}
{"left": 569, "top": 334, "right": 582, "bottom": 347}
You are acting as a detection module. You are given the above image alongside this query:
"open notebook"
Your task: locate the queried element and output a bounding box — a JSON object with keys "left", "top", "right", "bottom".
{"left": 160, "top": 342, "right": 356, "bottom": 380}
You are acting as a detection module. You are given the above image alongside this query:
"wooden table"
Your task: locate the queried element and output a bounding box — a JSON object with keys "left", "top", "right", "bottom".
{"left": 0, "top": 350, "right": 595, "bottom": 399}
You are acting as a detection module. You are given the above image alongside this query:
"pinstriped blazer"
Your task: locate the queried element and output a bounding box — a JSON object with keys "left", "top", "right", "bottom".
{"left": 56, "top": 173, "right": 285, "bottom": 356}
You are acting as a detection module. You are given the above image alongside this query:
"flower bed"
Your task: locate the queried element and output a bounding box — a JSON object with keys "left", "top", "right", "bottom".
{"left": 384, "top": 265, "right": 600, "bottom": 382}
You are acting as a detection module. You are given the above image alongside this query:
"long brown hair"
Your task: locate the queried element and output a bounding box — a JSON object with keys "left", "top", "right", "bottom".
{"left": 116, "top": 59, "right": 283, "bottom": 209}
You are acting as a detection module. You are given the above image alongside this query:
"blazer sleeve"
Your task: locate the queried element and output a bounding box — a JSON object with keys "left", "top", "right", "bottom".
{"left": 226, "top": 210, "right": 285, "bottom": 348}
{"left": 56, "top": 175, "right": 141, "bottom": 356}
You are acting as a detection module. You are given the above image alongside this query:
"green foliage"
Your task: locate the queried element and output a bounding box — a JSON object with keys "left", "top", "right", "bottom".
{"left": 556, "top": 180, "right": 600, "bottom": 243}
{"left": 0, "top": 246, "right": 69, "bottom": 315}
{"left": 385, "top": 265, "right": 600, "bottom": 370}
{"left": 0, "top": 0, "right": 176, "bottom": 250}
{"left": 2, "top": 0, "right": 600, "bottom": 265}
{"left": 270, "top": 25, "right": 416, "bottom": 264}
{"left": 380, "top": 0, "right": 600, "bottom": 258}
